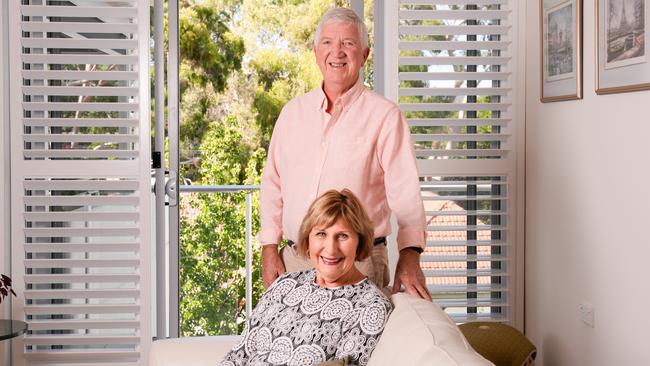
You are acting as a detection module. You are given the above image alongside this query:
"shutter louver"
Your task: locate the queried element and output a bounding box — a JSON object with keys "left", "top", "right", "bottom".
{"left": 9, "top": 1, "right": 151, "bottom": 364}
{"left": 396, "top": 1, "right": 516, "bottom": 323}
{"left": 420, "top": 176, "right": 508, "bottom": 322}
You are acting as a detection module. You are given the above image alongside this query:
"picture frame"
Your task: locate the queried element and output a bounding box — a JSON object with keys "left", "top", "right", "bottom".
{"left": 540, "top": 0, "right": 583, "bottom": 102}
{"left": 596, "top": 0, "right": 649, "bottom": 94}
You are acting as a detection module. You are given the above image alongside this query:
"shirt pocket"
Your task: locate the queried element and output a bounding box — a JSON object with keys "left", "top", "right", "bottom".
{"left": 332, "top": 136, "right": 374, "bottom": 168}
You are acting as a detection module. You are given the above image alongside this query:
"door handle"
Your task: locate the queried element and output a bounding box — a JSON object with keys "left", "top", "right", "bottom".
{"left": 165, "top": 171, "right": 178, "bottom": 207}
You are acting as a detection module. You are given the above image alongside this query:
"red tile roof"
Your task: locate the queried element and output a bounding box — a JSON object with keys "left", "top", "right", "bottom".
{"left": 422, "top": 191, "right": 496, "bottom": 286}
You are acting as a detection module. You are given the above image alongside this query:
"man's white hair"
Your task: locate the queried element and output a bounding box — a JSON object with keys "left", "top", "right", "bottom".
{"left": 313, "top": 7, "right": 369, "bottom": 49}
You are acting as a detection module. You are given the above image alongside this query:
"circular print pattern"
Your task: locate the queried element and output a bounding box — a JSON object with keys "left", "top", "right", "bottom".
{"left": 359, "top": 291, "right": 377, "bottom": 305}
{"left": 341, "top": 308, "right": 362, "bottom": 332}
{"left": 267, "top": 336, "right": 293, "bottom": 365}
{"left": 290, "top": 314, "right": 321, "bottom": 344}
{"left": 300, "top": 288, "right": 331, "bottom": 314}
{"left": 334, "top": 283, "right": 360, "bottom": 298}
{"left": 248, "top": 354, "right": 270, "bottom": 366}
{"left": 270, "top": 307, "right": 301, "bottom": 336}
{"left": 254, "top": 294, "right": 273, "bottom": 315}
{"left": 270, "top": 278, "right": 297, "bottom": 301}
{"left": 259, "top": 302, "right": 286, "bottom": 324}
{"left": 225, "top": 349, "right": 246, "bottom": 364}
{"left": 360, "top": 302, "right": 387, "bottom": 335}
{"left": 287, "top": 344, "right": 326, "bottom": 366}
{"left": 283, "top": 284, "right": 311, "bottom": 307}
{"left": 358, "top": 336, "right": 378, "bottom": 365}
{"left": 320, "top": 298, "right": 353, "bottom": 320}
{"left": 316, "top": 321, "right": 342, "bottom": 354}
{"left": 336, "top": 328, "right": 366, "bottom": 360}
{"left": 245, "top": 326, "right": 272, "bottom": 355}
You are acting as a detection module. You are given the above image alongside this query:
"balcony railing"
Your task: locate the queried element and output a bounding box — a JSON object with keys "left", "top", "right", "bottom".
{"left": 177, "top": 182, "right": 507, "bottom": 332}
{"left": 178, "top": 184, "right": 260, "bottom": 335}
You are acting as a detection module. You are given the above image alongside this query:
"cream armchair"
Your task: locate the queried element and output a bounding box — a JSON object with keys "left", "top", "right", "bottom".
{"left": 149, "top": 293, "right": 494, "bottom": 366}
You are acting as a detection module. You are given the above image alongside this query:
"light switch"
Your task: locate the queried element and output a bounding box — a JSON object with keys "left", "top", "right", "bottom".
{"left": 579, "top": 303, "right": 595, "bottom": 328}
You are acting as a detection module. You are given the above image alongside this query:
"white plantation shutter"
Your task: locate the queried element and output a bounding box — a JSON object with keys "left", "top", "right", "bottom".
{"left": 387, "top": 1, "right": 521, "bottom": 324}
{"left": 9, "top": 1, "right": 151, "bottom": 365}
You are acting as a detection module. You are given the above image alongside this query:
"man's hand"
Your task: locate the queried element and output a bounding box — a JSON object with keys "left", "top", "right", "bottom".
{"left": 262, "top": 244, "right": 286, "bottom": 288}
{"left": 392, "top": 248, "right": 432, "bottom": 301}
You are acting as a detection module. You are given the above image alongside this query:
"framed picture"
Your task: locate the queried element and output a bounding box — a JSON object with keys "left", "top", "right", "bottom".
{"left": 596, "top": 0, "right": 649, "bottom": 94}
{"left": 540, "top": 0, "right": 583, "bottom": 102}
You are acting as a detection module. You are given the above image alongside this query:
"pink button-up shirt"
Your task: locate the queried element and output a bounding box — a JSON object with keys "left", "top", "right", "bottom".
{"left": 259, "top": 80, "right": 426, "bottom": 251}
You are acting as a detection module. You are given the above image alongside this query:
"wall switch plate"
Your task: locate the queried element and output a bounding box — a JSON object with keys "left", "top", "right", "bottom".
{"left": 579, "top": 303, "right": 595, "bottom": 327}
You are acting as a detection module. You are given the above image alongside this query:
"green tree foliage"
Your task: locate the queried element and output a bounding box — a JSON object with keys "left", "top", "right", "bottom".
{"left": 176, "top": 0, "right": 246, "bottom": 169}
{"left": 179, "top": 0, "right": 245, "bottom": 96}
{"left": 249, "top": 49, "right": 319, "bottom": 147}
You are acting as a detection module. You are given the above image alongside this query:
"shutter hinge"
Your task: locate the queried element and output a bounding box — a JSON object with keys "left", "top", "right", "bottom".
{"left": 152, "top": 151, "right": 162, "bottom": 169}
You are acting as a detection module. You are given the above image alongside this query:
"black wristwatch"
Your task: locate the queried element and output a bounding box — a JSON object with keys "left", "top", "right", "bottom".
{"left": 402, "top": 246, "right": 423, "bottom": 254}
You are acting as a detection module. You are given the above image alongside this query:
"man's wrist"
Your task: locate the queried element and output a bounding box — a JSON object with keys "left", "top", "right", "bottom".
{"left": 262, "top": 244, "right": 279, "bottom": 253}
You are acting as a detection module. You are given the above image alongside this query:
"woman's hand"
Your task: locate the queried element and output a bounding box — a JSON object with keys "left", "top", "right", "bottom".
{"left": 262, "top": 244, "right": 286, "bottom": 288}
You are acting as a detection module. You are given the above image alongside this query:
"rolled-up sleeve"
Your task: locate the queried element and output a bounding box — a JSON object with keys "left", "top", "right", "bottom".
{"left": 377, "top": 107, "right": 426, "bottom": 251}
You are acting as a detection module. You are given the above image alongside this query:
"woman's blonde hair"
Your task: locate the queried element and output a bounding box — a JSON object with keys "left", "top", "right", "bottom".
{"left": 296, "top": 189, "right": 374, "bottom": 261}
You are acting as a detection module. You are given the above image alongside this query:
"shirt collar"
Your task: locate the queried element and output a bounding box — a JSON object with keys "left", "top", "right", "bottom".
{"left": 318, "top": 78, "right": 365, "bottom": 111}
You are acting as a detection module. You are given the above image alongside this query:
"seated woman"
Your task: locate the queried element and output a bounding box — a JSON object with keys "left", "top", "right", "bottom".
{"left": 219, "top": 189, "right": 393, "bottom": 366}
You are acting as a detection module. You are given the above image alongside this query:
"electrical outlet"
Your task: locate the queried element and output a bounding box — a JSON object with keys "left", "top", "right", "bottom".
{"left": 579, "top": 303, "right": 595, "bottom": 327}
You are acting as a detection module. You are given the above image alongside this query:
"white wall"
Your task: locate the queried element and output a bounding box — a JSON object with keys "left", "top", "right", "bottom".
{"left": 525, "top": 1, "right": 650, "bottom": 365}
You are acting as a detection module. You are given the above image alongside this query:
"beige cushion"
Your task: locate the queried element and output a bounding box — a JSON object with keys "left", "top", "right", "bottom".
{"left": 367, "top": 293, "right": 494, "bottom": 366}
{"left": 148, "top": 335, "right": 239, "bottom": 366}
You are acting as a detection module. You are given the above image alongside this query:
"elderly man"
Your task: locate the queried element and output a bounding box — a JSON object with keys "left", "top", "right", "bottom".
{"left": 259, "top": 7, "right": 431, "bottom": 300}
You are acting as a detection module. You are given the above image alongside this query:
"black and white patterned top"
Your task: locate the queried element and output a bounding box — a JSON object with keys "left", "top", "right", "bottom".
{"left": 218, "top": 269, "right": 393, "bottom": 366}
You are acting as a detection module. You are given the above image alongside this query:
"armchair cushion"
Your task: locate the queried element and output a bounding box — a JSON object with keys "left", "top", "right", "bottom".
{"left": 367, "top": 293, "right": 493, "bottom": 366}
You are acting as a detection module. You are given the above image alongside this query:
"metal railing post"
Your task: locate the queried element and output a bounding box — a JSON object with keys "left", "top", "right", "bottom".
{"left": 245, "top": 192, "right": 253, "bottom": 318}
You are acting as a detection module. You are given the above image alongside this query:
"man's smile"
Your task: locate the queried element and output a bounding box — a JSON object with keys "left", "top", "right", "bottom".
{"left": 328, "top": 62, "right": 347, "bottom": 68}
